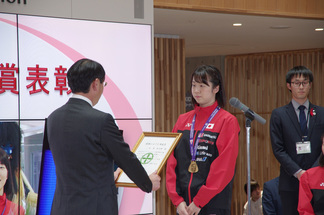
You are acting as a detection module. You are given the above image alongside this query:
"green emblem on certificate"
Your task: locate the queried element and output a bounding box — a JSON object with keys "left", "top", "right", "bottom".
{"left": 140, "top": 153, "right": 154, "bottom": 164}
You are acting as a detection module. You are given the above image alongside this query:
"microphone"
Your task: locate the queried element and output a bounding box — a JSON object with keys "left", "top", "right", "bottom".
{"left": 229, "top": 97, "right": 266, "bottom": 124}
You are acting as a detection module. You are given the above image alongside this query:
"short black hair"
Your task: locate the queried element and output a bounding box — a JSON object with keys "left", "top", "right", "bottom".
{"left": 67, "top": 58, "right": 106, "bottom": 93}
{"left": 191, "top": 65, "right": 226, "bottom": 108}
{"left": 286, "top": 66, "right": 313, "bottom": 84}
{"left": 244, "top": 179, "right": 260, "bottom": 195}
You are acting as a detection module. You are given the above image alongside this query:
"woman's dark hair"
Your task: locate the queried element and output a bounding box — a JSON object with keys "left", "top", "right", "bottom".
{"left": 319, "top": 133, "right": 324, "bottom": 167}
{"left": 0, "top": 122, "right": 20, "bottom": 195}
{"left": 191, "top": 65, "right": 226, "bottom": 108}
{"left": 67, "top": 58, "right": 106, "bottom": 93}
{"left": 286, "top": 66, "right": 313, "bottom": 84}
{"left": 0, "top": 148, "right": 14, "bottom": 200}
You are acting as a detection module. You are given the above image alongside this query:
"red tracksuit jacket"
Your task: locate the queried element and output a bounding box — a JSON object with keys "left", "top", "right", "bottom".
{"left": 166, "top": 102, "right": 240, "bottom": 213}
{"left": 298, "top": 166, "right": 324, "bottom": 215}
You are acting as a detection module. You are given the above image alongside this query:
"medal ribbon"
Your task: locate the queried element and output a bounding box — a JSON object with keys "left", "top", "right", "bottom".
{"left": 1, "top": 199, "right": 6, "bottom": 215}
{"left": 189, "top": 106, "right": 221, "bottom": 161}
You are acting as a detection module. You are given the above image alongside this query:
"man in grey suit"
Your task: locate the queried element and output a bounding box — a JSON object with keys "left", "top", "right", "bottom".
{"left": 46, "top": 58, "right": 161, "bottom": 215}
{"left": 270, "top": 66, "right": 324, "bottom": 215}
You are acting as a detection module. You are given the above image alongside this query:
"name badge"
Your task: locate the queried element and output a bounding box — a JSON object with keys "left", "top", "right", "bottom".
{"left": 296, "top": 141, "right": 311, "bottom": 154}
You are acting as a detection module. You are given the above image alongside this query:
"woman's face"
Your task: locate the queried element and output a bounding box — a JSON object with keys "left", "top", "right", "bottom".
{"left": 0, "top": 163, "right": 8, "bottom": 195}
{"left": 191, "top": 78, "right": 219, "bottom": 108}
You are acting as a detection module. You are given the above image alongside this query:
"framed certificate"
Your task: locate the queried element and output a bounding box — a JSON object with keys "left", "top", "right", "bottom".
{"left": 115, "top": 132, "right": 182, "bottom": 187}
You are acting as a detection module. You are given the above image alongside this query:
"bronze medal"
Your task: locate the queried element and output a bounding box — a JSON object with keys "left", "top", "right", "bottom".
{"left": 188, "top": 161, "right": 199, "bottom": 173}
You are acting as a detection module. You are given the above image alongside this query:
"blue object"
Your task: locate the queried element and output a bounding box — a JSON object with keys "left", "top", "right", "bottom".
{"left": 36, "top": 150, "right": 56, "bottom": 215}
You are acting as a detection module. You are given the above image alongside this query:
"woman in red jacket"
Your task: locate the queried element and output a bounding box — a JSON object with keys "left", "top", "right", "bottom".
{"left": 298, "top": 133, "right": 324, "bottom": 215}
{"left": 0, "top": 148, "right": 25, "bottom": 215}
{"left": 166, "top": 65, "right": 240, "bottom": 215}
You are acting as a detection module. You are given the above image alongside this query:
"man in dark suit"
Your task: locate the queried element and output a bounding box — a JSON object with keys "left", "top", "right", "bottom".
{"left": 262, "top": 177, "right": 282, "bottom": 215}
{"left": 46, "top": 58, "right": 161, "bottom": 215}
{"left": 270, "top": 66, "right": 324, "bottom": 215}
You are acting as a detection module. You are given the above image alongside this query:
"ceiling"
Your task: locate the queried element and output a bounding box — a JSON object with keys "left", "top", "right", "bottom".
{"left": 154, "top": 8, "right": 324, "bottom": 57}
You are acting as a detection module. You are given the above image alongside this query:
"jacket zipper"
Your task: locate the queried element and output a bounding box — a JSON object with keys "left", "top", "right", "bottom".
{"left": 188, "top": 172, "right": 194, "bottom": 203}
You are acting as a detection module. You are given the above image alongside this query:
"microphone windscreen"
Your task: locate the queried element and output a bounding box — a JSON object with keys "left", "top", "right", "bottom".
{"left": 229, "top": 97, "right": 240, "bottom": 108}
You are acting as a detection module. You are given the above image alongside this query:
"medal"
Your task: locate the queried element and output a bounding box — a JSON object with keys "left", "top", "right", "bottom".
{"left": 188, "top": 161, "right": 199, "bottom": 173}
{"left": 189, "top": 106, "right": 220, "bottom": 174}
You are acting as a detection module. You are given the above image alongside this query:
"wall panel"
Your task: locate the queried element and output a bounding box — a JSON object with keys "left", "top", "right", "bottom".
{"left": 154, "top": 0, "right": 324, "bottom": 19}
{"left": 154, "top": 37, "right": 186, "bottom": 215}
{"left": 154, "top": 37, "right": 324, "bottom": 215}
{"left": 225, "top": 48, "right": 324, "bottom": 215}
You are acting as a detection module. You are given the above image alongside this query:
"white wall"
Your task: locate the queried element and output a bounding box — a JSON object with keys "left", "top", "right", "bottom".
{"left": 0, "top": 0, "right": 153, "bottom": 25}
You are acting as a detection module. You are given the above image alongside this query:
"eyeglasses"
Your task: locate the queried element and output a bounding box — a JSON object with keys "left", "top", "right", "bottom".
{"left": 290, "top": 81, "right": 310, "bottom": 88}
{"left": 95, "top": 78, "right": 107, "bottom": 87}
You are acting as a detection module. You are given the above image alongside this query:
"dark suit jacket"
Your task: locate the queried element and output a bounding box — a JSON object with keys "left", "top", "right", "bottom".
{"left": 262, "top": 177, "right": 282, "bottom": 215}
{"left": 270, "top": 102, "right": 324, "bottom": 192}
{"left": 46, "top": 98, "right": 152, "bottom": 215}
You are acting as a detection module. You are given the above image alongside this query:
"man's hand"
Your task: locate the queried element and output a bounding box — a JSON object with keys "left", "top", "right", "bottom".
{"left": 177, "top": 201, "right": 189, "bottom": 215}
{"left": 187, "top": 201, "right": 201, "bottom": 215}
{"left": 114, "top": 168, "right": 121, "bottom": 181}
{"left": 149, "top": 171, "right": 161, "bottom": 191}
{"left": 297, "top": 170, "right": 306, "bottom": 180}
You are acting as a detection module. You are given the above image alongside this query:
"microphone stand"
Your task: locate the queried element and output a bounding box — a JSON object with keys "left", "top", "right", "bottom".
{"left": 244, "top": 110, "right": 255, "bottom": 215}
{"left": 229, "top": 97, "right": 266, "bottom": 215}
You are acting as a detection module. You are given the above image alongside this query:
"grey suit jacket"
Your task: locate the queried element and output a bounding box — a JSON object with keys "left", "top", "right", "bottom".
{"left": 46, "top": 98, "right": 152, "bottom": 215}
{"left": 270, "top": 102, "right": 324, "bottom": 191}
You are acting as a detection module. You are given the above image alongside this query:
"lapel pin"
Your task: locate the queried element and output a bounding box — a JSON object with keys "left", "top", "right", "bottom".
{"left": 310, "top": 108, "right": 316, "bottom": 116}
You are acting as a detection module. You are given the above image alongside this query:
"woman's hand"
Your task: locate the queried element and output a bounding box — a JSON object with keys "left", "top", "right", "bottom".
{"left": 177, "top": 201, "right": 189, "bottom": 215}
{"left": 187, "top": 202, "right": 201, "bottom": 215}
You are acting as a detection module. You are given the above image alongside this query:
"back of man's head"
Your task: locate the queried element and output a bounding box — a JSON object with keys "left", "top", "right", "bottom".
{"left": 67, "top": 58, "right": 105, "bottom": 94}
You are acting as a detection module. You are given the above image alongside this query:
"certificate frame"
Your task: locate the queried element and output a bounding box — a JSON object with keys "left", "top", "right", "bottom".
{"left": 115, "top": 132, "right": 182, "bottom": 187}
